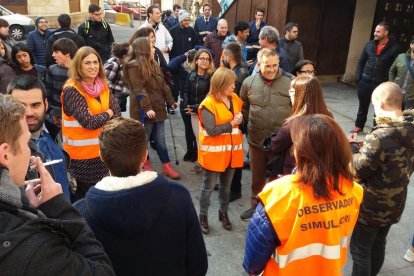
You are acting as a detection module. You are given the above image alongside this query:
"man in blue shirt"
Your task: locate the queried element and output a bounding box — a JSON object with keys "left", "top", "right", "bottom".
{"left": 8, "top": 75, "right": 71, "bottom": 200}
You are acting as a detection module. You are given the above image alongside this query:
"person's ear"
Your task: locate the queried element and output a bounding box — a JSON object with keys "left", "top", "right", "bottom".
{"left": 141, "top": 149, "right": 148, "bottom": 165}
{"left": 98, "top": 150, "right": 103, "bottom": 162}
{"left": 0, "top": 143, "right": 10, "bottom": 168}
{"left": 44, "top": 98, "right": 48, "bottom": 112}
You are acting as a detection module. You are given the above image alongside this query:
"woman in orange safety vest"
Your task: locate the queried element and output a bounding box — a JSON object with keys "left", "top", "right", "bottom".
{"left": 198, "top": 67, "right": 244, "bottom": 234}
{"left": 243, "top": 114, "right": 363, "bottom": 276}
{"left": 61, "top": 46, "right": 120, "bottom": 201}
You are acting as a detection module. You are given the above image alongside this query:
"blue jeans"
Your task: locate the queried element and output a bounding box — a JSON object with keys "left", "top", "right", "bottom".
{"left": 350, "top": 221, "right": 391, "bottom": 276}
{"left": 144, "top": 121, "right": 170, "bottom": 164}
{"left": 199, "top": 168, "right": 235, "bottom": 216}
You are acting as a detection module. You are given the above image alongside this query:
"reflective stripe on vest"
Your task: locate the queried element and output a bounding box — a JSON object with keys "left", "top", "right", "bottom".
{"left": 200, "top": 127, "right": 241, "bottom": 137}
{"left": 199, "top": 143, "right": 243, "bottom": 153}
{"left": 198, "top": 93, "right": 244, "bottom": 172}
{"left": 259, "top": 174, "right": 363, "bottom": 276}
{"left": 61, "top": 79, "right": 110, "bottom": 160}
{"left": 62, "top": 136, "right": 99, "bottom": 147}
{"left": 62, "top": 119, "right": 82, "bottom": 128}
{"left": 275, "top": 236, "right": 350, "bottom": 269}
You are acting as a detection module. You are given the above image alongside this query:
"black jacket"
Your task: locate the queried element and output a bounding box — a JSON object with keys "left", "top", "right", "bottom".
{"left": 45, "top": 28, "right": 85, "bottom": 67}
{"left": 0, "top": 170, "right": 114, "bottom": 276}
{"left": 169, "top": 25, "right": 200, "bottom": 59}
{"left": 356, "top": 39, "right": 400, "bottom": 86}
{"left": 183, "top": 71, "right": 211, "bottom": 111}
{"left": 78, "top": 20, "right": 114, "bottom": 62}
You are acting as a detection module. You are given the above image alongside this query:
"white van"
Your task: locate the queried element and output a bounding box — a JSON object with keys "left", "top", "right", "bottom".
{"left": 0, "top": 5, "right": 35, "bottom": 41}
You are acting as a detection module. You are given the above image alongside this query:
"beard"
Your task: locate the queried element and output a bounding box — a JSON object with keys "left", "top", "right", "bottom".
{"left": 26, "top": 113, "right": 45, "bottom": 133}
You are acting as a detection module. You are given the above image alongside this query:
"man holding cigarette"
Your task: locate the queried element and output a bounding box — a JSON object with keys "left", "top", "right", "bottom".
{"left": 7, "top": 75, "right": 71, "bottom": 200}
{"left": 0, "top": 94, "right": 114, "bottom": 274}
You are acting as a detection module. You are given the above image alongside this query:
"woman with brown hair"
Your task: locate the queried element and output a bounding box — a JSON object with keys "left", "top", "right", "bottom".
{"left": 124, "top": 37, "right": 180, "bottom": 179}
{"left": 270, "top": 76, "right": 332, "bottom": 176}
{"left": 244, "top": 114, "right": 363, "bottom": 276}
{"left": 61, "top": 46, "right": 121, "bottom": 201}
{"left": 183, "top": 48, "right": 215, "bottom": 173}
{"left": 198, "top": 67, "right": 244, "bottom": 234}
{"left": 129, "top": 26, "right": 167, "bottom": 68}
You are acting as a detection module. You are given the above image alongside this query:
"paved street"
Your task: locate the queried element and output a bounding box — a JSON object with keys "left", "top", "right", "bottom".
{"left": 109, "top": 23, "right": 414, "bottom": 276}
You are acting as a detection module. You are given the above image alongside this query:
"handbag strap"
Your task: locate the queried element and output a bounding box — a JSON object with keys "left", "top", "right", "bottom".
{"left": 405, "top": 54, "right": 414, "bottom": 79}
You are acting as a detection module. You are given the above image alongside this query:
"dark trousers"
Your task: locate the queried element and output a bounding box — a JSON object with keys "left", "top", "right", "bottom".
{"left": 230, "top": 168, "right": 242, "bottom": 194}
{"left": 350, "top": 221, "right": 391, "bottom": 276}
{"left": 180, "top": 103, "right": 197, "bottom": 153}
{"left": 355, "top": 82, "right": 375, "bottom": 129}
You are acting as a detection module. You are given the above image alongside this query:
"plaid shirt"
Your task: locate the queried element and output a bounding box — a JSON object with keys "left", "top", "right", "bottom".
{"left": 104, "top": 57, "right": 129, "bottom": 98}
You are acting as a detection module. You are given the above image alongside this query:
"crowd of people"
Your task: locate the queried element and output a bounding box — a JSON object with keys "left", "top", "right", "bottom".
{"left": 0, "top": 2, "right": 414, "bottom": 275}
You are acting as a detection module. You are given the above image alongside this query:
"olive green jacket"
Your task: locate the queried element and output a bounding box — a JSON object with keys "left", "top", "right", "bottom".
{"left": 389, "top": 50, "right": 414, "bottom": 100}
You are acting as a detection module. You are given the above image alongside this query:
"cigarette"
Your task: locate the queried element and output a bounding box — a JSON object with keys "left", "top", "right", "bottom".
{"left": 24, "top": 178, "right": 40, "bottom": 185}
{"left": 30, "top": 159, "right": 63, "bottom": 169}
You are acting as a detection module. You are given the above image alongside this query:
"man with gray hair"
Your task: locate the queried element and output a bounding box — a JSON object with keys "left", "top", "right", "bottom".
{"left": 250, "top": 26, "right": 292, "bottom": 74}
{"left": 239, "top": 48, "right": 292, "bottom": 221}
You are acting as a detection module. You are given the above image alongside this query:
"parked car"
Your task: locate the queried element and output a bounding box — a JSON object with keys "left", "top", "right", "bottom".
{"left": 104, "top": 2, "right": 117, "bottom": 14}
{"left": 111, "top": 2, "right": 146, "bottom": 20}
{"left": 0, "top": 5, "right": 35, "bottom": 41}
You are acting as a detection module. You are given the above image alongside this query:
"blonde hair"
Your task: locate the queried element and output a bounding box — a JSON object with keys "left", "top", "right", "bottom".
{"left": 68, "top": 46, "right": 106, "bottom": 84}
{"left": 209, "top": 67, "right": 236, "bottom": 100}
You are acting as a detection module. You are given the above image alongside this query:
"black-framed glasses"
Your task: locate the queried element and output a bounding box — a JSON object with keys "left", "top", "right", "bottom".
{"left": 198, "top": 57, "right": 210, "bottom": 62}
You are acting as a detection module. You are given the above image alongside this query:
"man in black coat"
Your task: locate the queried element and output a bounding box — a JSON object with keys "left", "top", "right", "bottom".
{"left": 351, "top": 21, "right": 400, "bottom": 133}
{"left": 45, "top": 13, "right": 85, "bottom": 67}
{"left": 0, "top": 94, "right": 114, "bottom": 275}
{"left": 78, "top": 4, "right": 114, "bottom": 62}
{"left": 169, "top": 10, "right": 200, "bottom": 59}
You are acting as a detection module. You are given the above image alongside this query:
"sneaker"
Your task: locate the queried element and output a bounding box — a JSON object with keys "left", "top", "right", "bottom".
{"left": 168, "top": 107, "right": 175, "bottom": 114}
{"left": 404, "top": 248, "right": 414, "bottom": 262}
{"left": 350, "top": 127, "right": 363, "bottom": 134}
{"left": 240, "top": 207, "right": 255, "bottom": 221}
{"left": 189, "top": 164, "right": 203, "bottom": 174}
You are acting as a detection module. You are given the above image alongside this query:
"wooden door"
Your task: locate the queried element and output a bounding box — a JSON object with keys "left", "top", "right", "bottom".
{"left": 287, "top": 0, "right": 357, "bottom": 75}
{"left": 373, "top": 0, "right": 414, "bottom": 51}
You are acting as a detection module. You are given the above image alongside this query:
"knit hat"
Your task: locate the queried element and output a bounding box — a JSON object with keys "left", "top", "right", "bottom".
{"left": 178, "top": 10, "right": 189, "bottom": 23}
{"left": 34, "top": 16, "right": 46, "bottom": 28}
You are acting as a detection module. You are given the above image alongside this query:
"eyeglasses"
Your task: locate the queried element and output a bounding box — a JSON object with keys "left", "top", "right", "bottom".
{"left": 299, "top": 70, "right": 315, "bottom": 75}
{"left": 198, "top": 57, "right": 210, "bottom": 62}
{"left": 38, "top": 20, "right": 48, "bottom": 24}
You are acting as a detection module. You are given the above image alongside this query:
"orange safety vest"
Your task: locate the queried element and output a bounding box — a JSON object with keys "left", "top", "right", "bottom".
{"left": 198, "top": 93, "right": 244, "bottom": 172}
{"left": 259, "top": 174, "right": 363, "bottom": 276}
{"left": 61, "top": 79, "right": 110, "bottom": 160}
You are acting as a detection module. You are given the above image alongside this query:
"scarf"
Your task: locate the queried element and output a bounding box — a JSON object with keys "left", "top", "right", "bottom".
{"left": 0, "top": 167, "right": 46, "bottom": 219}
{"left": 0, "top": 167, "right": 23, "bottom": 208}
{"left": 81, "top": 76, "right": 104, "bottom": 98}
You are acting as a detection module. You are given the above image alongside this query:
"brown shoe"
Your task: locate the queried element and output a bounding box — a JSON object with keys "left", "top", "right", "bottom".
{"left": 219, "top": 210, "right": 232, "bottom": 231}
{"left": 199, "top": 214, "right": 209, "bottom": 234}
